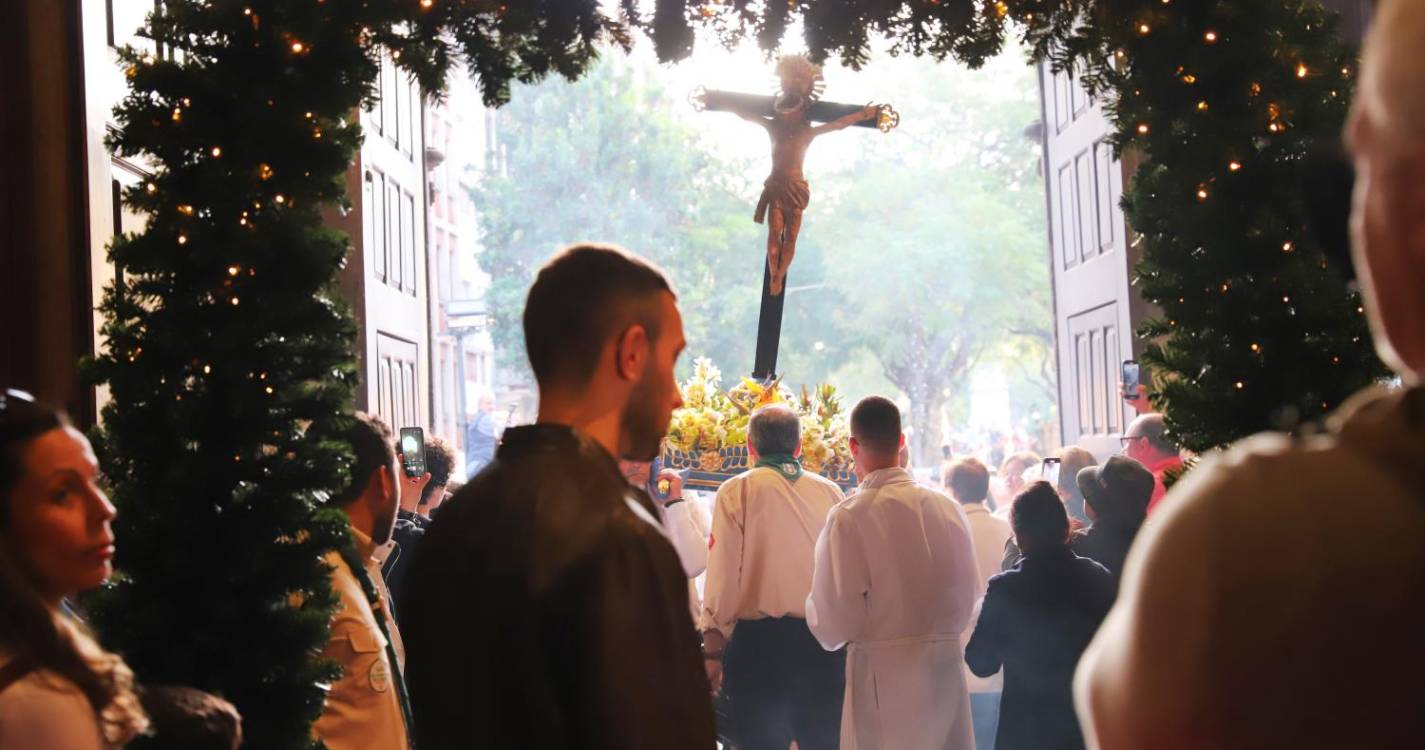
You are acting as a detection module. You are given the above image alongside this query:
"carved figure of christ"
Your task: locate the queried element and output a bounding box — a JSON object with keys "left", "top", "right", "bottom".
{"left": 730, "top": 102, "right": 879, "bottom": 296}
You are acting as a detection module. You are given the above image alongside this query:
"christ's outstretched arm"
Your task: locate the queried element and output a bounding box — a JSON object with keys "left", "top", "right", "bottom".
{"left": 811, "top": 104, "right": 880, "bottom": 135}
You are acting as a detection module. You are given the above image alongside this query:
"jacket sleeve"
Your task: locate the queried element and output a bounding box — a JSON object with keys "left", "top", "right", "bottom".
{"left": 698, "top": 483, "right": 743, "bottom": 638}
{"left": 805, "top": 507, "right": 870, "bottom": 650}
{"left": 964, "top": 576, "right": 1008, "bottom": 678}
{"left": 589, "top": 526, "right": 717, "bottom": 749}
{"left": 663, "top": 500, "right": 710, "bottom": 578}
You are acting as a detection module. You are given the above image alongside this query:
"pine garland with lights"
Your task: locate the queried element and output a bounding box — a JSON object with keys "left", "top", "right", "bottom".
{"left": 84, "top": 1, "right": 609, "bottom": 747}
{"left": 1007, "top": 0, "right": 1386, "bottom": 451}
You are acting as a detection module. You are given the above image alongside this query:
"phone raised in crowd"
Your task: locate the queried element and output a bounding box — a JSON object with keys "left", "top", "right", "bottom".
{"left": 1122, "top": 360, "right": 1141, "bottom": 401}
{"left": 399, "top": 427, "right": 426, "bottom": 478}
{"left": 1041, "top": 457, "right": 1062, "bottom": 487}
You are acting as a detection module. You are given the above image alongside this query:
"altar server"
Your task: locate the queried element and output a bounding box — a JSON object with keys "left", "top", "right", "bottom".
{"left": 807, "top": 396, "right": 980, "bottom": 750}
{"left": 700, "top": 403, "right": 845, "bottom": 750}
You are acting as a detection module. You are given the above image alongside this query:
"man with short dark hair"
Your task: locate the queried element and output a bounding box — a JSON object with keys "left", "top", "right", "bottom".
{"left": 401, "top": 243, "right": 715, "bottom": 748}
{"left": 807, "top": 396, "right": 979, "bottom": 750}
{"left": 313, "top": 413, "right": 415, "bottom": 750}
{"left": 965, "top": 482, "right": 1114, "bottom": 750}
{"left": 701, "top": 403, "right": 845, "bottom": 750}
{"left": 945, "top": 456, "right": 1012, "bottom": 750}
{"left": 1120, "top": 413, "right": 1183, "bottom": 515}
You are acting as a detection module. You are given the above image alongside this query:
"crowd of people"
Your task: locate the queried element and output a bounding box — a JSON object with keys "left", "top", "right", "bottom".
{"left": 3, "top": 2, "right": 1425, "bottom": 747}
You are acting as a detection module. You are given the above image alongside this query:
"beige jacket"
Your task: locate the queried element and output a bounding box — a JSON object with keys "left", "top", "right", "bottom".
{"left": 1075, "top": 387, "right": 1425, "bottom": 748}
{"left": 312, "top": 527, "right": 409, "bottom": 750}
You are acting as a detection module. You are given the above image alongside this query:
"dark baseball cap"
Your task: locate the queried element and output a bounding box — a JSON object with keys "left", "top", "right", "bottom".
{"left": 1077, "top": 455, "right": 1154, "bottom": 518}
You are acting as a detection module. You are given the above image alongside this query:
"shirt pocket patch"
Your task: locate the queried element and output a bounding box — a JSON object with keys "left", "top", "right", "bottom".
{"left": 347, "top": 629, "right": 391, "bottom": 693}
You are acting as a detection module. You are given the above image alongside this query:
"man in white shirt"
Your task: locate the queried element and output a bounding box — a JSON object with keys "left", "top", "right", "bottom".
{"left": 620, "top": 458, "right": 713, "bottom": 620}
{"left": 945, "top": 456, "right": 1013, "bottom": 750}
{"left": 1074, "top": 3, "right": 1425, "bottom": 746}
{"left": 806, "top": 396, "right": 980, "bottom": 750}
{"left": 701, "top": 404, "right": 845, "bottom": 750}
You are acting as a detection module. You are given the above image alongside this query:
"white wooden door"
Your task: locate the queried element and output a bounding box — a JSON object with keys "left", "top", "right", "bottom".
{"left": 1039, "top": 61, "right": 1135, "bottom": 460}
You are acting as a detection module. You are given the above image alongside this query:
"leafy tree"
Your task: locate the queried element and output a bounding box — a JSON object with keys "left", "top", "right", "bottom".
{"left": 473, "top": 56, "right": 766, "bottom": 388}
{"left": 474, "top": 50, "right": 1051, "bottom": 465}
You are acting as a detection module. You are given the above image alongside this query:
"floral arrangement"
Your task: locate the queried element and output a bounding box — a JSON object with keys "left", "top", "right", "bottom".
{"left": 665, "top": 358, "right": 853, "bottom": 480}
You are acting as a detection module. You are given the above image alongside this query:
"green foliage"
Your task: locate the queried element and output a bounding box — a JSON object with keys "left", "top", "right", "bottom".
{"left": 474, "top": 51, "right": 1050, "bottom": 463}
{"left": 473, "top": 57, "right": 767, "bottom": 386}
{"left": 84, "top": 1, "right": 611, "bottom": 747}
{"left": 1010, "top": 0, "right": 1386, "bottom": 451}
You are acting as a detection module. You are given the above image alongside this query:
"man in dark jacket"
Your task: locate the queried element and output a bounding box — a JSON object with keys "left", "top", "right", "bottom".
{"left": 1071, "top": 455, "right": 1154, "bottom": 583}
{"left": 966, "top": 482, "right": 1115, "bottom": 750}
{"left": 399, "top": 243, "right": 715, "bottom": 749}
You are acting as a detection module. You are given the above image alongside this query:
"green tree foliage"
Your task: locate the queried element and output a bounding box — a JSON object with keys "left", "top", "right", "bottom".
{"left": 1019, "top": 1, "right": 1385, "bottom": 451}
{"left": 474, "top": 57, "right": 767, "bottom": 385}
{"left": 84, "top": 1, "right": 613, "bottom": 747}
{"left": 474, "top": 52, "right": 1050, "bottom": 464}
{"left": 805, "top": 54, "right": 1051, "bottom": 462}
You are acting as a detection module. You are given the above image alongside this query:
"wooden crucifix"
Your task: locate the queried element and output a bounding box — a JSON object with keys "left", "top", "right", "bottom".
{"left": 694, "top": 56, "right": 899, "bottom": 380}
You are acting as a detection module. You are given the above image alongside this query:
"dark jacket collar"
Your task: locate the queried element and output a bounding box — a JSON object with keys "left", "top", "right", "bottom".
{"left": 499, "top": 424, "right": 615, "bottom": 468}
{"left": 496, "top": 424, "right": 655, "bottom": 517}
{"left": 1018, "top": 544, "right": 1078, "bottom": 570}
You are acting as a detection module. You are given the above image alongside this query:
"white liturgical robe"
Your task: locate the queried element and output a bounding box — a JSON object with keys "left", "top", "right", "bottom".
{"left": 806, "top": 467, "right": 980, "bottom": 750}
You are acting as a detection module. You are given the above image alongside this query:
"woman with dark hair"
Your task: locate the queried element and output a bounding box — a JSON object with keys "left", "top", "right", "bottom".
{"left": 965, "top": 481, "right": 1115, "bottom": 750}
{"left": 0, "top": 389, "right": 147, "bottom": 748}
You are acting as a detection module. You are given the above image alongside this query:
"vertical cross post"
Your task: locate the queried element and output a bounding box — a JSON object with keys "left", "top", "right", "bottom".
{"left": 751, "top": 259, "right": 785, "bottom": 381}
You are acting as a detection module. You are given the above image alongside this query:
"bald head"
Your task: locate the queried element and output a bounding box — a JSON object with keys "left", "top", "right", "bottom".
{"left": 1360, "top": 0, "right": 1425, "bottom": 143}
{"left": 1348, "top": 0, "right": 1425, "bottom": 383}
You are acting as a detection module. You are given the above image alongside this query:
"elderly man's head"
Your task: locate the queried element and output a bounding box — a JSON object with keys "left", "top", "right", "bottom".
{"left": 1347, "top": 0, "right": 1425, "bottom": 383}
{"left": 1122, "top": 414, "right": 1177, "bottom": 465}
{"left": 748, "top": 404, "right": 801, "bottom": 459}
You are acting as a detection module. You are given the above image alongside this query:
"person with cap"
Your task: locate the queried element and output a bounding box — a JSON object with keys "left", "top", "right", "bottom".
{"left": 1071, "top": 456, "right": 1154, "bottom": 583}
{"left": 965, "top": 482, "right": 1115, "bottom": 750}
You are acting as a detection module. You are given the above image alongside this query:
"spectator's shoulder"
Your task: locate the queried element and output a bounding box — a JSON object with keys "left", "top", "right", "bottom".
{"left": 1072, "top": 553, "right": 1113, "bottom": 579}
{"left": 984, "top": 566, "right": 1020, "bottom": 592}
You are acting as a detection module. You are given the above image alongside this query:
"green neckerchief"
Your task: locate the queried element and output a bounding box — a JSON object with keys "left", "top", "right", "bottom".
{"left": 754, "top": 453, "right": 803, "bottom": 482}
{"left": 337, "top": 540, "right": 417, "bottom": 749}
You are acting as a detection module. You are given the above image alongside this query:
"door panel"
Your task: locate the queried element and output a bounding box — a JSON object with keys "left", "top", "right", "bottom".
{"left": 1039, "top": 61, "right": 1135, "bottom": 459}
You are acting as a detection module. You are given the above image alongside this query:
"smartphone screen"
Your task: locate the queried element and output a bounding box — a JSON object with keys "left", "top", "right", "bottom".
{"left": 1122, "top": 360, "right": 1141, "bottom": 400}
{"left": 1041, "top": 457, "right": 1062, "bottom": 487}
{"left": 399, "top": 427, "right": 426, "bottom": 477}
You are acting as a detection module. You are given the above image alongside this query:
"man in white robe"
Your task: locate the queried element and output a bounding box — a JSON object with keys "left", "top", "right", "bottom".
{"left": 807, "top": 396, "right": 981, "bottom": 750}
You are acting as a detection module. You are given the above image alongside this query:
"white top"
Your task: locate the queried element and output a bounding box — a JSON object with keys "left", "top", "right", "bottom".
{"left": 1075, "top": 388, "right": 1425, "bottom": 748}
{"left": 805, "top": 468, "right": 980, "bottom": 750}
{"left": 0, "top": 655, "right": 105, "bottom": 750}
{"left": 960, "top": 502, "right": 1013, "bottom": 692}
{"left": 659, "top": 495, "right": 712, "bottom": 579}
{"left": 806, "top": 468, "right": 980, "bottom": 650}
{"left": 699, "top": 466, "right": 844, "bottom": 638}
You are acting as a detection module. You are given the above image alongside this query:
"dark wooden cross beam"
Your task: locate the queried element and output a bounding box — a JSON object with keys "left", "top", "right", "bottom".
{"left": 696, "top": 89, "right": 894, "bottom": 131}
{"left": 694, "top": 89, "right": 898, "bottom": 380}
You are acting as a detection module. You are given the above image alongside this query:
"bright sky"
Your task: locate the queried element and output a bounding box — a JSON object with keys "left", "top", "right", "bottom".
{"left": 615, "top": 16, "right": 1040, "bottom": 185}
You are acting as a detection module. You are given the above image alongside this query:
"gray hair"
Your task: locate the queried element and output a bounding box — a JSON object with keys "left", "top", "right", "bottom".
{"left": 748, "top": 404, "right": 801, "bottom": 456}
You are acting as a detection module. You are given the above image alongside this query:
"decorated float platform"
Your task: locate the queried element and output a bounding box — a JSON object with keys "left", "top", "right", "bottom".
{"left": 660, "top": 359, "right": 859, "bottom": 492}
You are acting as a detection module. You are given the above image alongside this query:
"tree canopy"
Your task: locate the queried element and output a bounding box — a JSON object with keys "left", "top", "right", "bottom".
{"left": 473, "top": 50, "right": 1051, "bottom": 463}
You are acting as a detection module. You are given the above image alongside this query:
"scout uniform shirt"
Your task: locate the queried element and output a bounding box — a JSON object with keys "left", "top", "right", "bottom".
{"left": 312, "top": 526, "right": 410, "bottom": 750}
